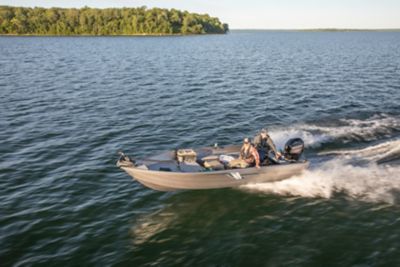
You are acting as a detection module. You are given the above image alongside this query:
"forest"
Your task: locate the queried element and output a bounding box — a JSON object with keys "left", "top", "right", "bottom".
{"left": 0, "top": 6, "right": 229, "bottom": 35}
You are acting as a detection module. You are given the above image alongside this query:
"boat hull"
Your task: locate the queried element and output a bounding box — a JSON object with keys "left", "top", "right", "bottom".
{"left": 120, "top": 161, "right": 309, "bottom": 191}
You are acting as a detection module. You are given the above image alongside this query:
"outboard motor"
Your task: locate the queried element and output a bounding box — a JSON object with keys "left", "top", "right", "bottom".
{"left": 283, "top": 138, "right": 305, "bottom": 161}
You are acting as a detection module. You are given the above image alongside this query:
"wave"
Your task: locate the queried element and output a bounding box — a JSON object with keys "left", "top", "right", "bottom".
{"left": 268, "top": 114, "right": 400, "bottom": 148}
{"left": 244, "top": 117, "right": 400, "bottom": 203}
{"left": 319, "top": 139, "right": 400, "bottom": 164}
{"left": 242, "top": 158, "right": 400, "bottom": 204}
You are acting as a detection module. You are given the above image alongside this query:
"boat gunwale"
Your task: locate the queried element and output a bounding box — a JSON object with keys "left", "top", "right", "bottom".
{"left": 119, "top": 160, "right": 309, "bottom": 176}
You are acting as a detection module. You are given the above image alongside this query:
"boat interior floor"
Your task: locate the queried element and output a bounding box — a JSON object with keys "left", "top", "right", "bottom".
{"left": 136, "top": 146, "right": 299, "bottom": 172}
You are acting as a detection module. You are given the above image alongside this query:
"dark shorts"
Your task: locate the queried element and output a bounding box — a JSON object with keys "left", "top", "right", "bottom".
{"left": 258, "top": 150, "right": 267, "bottom": 162}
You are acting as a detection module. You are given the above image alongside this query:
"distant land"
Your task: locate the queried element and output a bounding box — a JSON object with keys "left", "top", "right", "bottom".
{"left": 231, "top": 29, "right": 400, "bottom": 32}
{"left": 0, "top": 6, "right": 229, "bottom": 35}
{"left": 301, "top": 28, "right": 400, "bottom": 32}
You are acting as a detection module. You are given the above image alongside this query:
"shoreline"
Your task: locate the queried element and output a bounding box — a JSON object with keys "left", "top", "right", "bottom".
{"left": 1, "top": 29, "right": 399, "bottom": 37}
{"left": 0, "top": 33, "right": 227, "bottom": 37}
{"left": 231, "top": 28, "right": 400, "bottom": 32}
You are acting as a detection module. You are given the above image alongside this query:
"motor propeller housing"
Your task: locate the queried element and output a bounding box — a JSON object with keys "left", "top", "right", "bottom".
{"left": 283, "top": 138, "right": 305, "bottom": 161}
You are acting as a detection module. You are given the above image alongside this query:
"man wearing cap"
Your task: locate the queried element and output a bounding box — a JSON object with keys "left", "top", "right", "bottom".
{"left": 253, "top": 128, "right": 281, "bottom": 163}
{"left": 228, "top": 138, "right": 260, "bottom": 169}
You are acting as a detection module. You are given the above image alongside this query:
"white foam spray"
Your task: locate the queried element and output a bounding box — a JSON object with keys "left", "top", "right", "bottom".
{"left": 267, "top": 114, "right": 400, "bottom": 149}
{"left": 243, "top": 159, "right": 400, "bottom": 204}
{"left": 244, "top": 114, "right": 400, "bottom": 204}
{"left": 319, "top": 139, "right": 400, "bottom": 164}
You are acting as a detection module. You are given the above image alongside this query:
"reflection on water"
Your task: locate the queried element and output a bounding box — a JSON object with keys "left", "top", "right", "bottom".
{"left": 128, "top": 188, "right": 400, "bottom": 266}
{"left": 131, "top": 211, "right": 177, "bottom": 246}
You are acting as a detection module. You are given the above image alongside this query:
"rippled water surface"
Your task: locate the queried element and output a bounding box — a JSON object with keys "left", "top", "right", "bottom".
{"left": 1, "top": 31, "right": 400, "bottom": 266}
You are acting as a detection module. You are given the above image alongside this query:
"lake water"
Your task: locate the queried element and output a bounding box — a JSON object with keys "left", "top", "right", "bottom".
{"left": 1, "top": 31, "right": 400, "bottom": 266}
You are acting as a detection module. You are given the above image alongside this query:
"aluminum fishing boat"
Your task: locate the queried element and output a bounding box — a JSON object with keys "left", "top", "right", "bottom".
{"left": 117, "top": 139, "right": 309, "bottom": 191}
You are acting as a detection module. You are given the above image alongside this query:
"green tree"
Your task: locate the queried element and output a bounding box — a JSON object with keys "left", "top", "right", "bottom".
{"left": 0, "top": 5, "right": 229, "bottom": 35}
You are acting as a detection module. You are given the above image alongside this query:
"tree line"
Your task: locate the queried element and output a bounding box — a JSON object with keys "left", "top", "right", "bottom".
{"left": 0, "top": 6, "right": 229, "bottom": 35}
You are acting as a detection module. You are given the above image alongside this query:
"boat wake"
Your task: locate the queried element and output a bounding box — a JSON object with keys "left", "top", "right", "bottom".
{"left": 318, "top": 139, "right": 400, "bottom": 165}
{"left": 242, "top": 158, "right": 400, "bottom": 204}
{"left": 269, "top": 114, "right": 400, "bottom": 148}
{"left": 243, "top": 114, "right": 400, "bottom": 204}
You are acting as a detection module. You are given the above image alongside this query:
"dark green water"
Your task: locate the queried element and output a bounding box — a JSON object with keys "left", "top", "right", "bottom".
{"left": 1, "top": 31, "right": 400, "bottom": 266}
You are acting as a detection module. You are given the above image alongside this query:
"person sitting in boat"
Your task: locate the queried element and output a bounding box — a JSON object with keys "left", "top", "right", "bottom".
{"left": 228, "top": 138, "right": 260, "bottom": 169}
{"left": 253, "top": 128, "right": 281, "bottom": 163}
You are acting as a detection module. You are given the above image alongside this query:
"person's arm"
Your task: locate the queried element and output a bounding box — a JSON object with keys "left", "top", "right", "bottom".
{"left": 239, "top": 146, "right": 244, "bottom": 159}
{"left": 266, "top": 136, "right": 280, "bottom": 157}
{"left": 252, "top": 148, "right": 260, "bottom": 168}
{"left": 253, "top": 135, "right": 260, "bottom": 148}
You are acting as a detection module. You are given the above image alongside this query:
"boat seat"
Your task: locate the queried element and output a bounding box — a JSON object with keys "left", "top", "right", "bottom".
{"left": 148, "top": 161, "right": 180, "bottom": 172}
{"left": 179, "top": 162, "right": 204, "bottom": 172}
{"left": 195, "top": 148, "right": 214, "bottom": 160}
{"left": 203, "top": 159, "right": 225, "bottom": 170}
{"left": 201, "top": 155, "right": 220, "bottom": 161}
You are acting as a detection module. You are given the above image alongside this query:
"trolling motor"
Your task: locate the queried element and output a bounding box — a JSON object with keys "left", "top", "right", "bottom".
{"left": 283, "top": 138, "right": 305, "bottom": 161}
{"left": 117, "top": 151, "right": 135, "bottom": 167}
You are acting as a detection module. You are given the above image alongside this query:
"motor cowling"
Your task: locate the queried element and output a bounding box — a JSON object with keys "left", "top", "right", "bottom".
{"left": 283, "top": 138, "right": 305, "bottom": 161}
